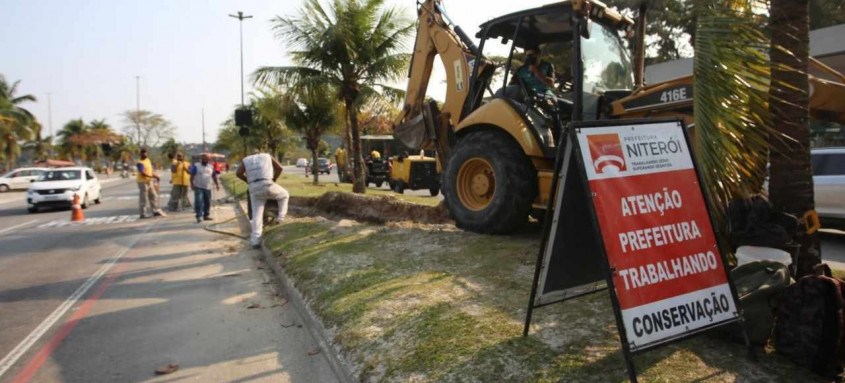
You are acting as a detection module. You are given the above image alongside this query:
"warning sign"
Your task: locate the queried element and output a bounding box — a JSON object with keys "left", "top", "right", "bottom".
{"left": 575, "top": 121, "right": 739, "bottom": 350}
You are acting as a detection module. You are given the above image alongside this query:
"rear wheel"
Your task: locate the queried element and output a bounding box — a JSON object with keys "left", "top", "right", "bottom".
{"left": 442, "top": 130, "right": 537, "bottom": 234}
{"left": 429, "top": 186, "right": 440, "bottom": 196}
{"left": 376, "top": 181, "right": 384, "bottom": 188}
{"left": 393, "top": 180, "right": 405, "bottom": 194}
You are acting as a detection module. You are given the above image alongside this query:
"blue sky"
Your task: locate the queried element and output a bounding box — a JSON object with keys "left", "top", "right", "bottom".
{"left": 1, "top": 0, "right": 553, "bottom": 145}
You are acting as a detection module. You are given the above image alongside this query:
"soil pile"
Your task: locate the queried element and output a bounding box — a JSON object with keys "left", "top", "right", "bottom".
{"left": 292, "top": 191, "right": 453, "bottom": 225}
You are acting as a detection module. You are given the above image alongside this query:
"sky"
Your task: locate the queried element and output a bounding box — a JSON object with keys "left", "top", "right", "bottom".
{"left": 1, "top": 0, "right": 556, "bottom": 145}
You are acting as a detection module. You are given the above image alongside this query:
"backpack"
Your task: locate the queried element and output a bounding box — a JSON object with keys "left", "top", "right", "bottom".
{"left": 727, "top": 261, "right": 791, "bottom": 345}
{"left": 774, "top": 264, "right": 845, "bottom": 376}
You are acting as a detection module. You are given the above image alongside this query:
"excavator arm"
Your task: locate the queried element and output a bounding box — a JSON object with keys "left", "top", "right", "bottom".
{"left": 394, "top": 0, "right": 491, "bottom": 162}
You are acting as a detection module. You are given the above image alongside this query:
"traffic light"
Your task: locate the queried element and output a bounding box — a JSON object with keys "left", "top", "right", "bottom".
{"left": 235, "top": 108, "right": 253, "bottom": 127}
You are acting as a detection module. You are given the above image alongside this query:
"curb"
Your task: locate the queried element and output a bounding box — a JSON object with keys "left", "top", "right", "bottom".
{"left": 232, "top": 199, "right": 355, "bottom": 383}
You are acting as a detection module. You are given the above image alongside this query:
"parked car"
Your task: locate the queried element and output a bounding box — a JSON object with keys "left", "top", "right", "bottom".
{"left": 0, "top": 167, "right": 48, "bottom": 192}
{"left": 812, "top": 147, "right": 845, "bottom": 229}
{"left": 316, "top": 158, "right": 333, "bottom": 174}
{"left": 296, "top": 158, "right": 308, "bottom": 168}
{"left": 26, "top": 167, "right": 102, "bottom": 213}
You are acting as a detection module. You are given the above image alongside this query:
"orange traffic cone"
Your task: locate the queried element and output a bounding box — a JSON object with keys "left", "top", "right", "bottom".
{"left": 71, "top": 193, "right": 85, "bottom": 222}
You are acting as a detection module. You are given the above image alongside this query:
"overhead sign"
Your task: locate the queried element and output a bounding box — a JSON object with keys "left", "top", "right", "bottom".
{"left": 575, "top": 120, "right": 739, "bottom": 350}
{"left": 524, "top": 118, "right": 745, "bottom": 381}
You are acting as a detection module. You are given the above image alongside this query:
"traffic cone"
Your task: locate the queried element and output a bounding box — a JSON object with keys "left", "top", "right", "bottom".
{"left": 71, "top": 193, "right": 85, "bottom": 222}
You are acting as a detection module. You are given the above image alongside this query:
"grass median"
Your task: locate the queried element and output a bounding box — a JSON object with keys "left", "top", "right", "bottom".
{"left": 222, "top": 173, "right": 822, "bottom": 382}
{"left": 261, "top": 216, "right": 822, "bottom": 382}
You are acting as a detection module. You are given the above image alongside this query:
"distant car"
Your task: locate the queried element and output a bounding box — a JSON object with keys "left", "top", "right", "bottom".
{"left": 0, "top": 167, "right": 48, "bottom": 192}
{"left": 296, "top": 158, "right": 308, "bottom": 168}
{"left": 812, "top": 147, "right": 845, "bottom": 229}
{"left": 316, "top": 158, "right": 333, "bottom": 174}
{"left": 26, "top": 167, "right": 102, "bottom": 213}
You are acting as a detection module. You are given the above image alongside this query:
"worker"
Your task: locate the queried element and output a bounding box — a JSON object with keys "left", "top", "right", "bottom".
{"left": 334, "top": 146, "right": 347, "bottom": 176}
{"left": 237, "top": 152, "right": 290, "bottom": 249}
{"left": 136, "top": 148, "right": 166, "bottom": 218}
{"left": 168, "top": 152, "right": 192, "bottom": 212}
{"left": 370, "top": 149, "right": 381, "bottom": 160}
{"left": 516, "top": 44, "right": 555, "bottom": 97}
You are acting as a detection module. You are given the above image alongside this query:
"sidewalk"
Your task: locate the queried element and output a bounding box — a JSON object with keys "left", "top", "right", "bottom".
{"left": 16, "top": 194, "right": 339, "bottom": 382}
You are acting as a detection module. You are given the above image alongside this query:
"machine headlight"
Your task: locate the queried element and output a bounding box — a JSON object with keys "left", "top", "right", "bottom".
{"left": 69, "top": 186, "right": 81, "bottom": 191}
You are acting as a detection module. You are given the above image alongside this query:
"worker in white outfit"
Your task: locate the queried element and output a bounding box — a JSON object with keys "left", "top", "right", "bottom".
{"left": 236, "top": 153, "right": 290, "bottom": 249}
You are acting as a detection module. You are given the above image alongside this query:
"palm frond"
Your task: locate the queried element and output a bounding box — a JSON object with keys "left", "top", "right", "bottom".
{"left": 693, "top": 2, "right": 776, "bottom": 228}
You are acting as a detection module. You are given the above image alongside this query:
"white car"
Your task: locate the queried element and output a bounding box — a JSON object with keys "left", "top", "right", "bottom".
{"left": 296, "top": 158, "right": 308, "bottom": 168}
{"left": 812, "top": 147, "right": 845, "bottom": 229}
{"left": 0, "top": 167, "right": 48, "bottom": 192}
{"left": 26, "top": 167, "right": 102, "bottom": 213}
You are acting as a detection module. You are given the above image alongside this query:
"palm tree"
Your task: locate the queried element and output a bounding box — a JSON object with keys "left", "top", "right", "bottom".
{"left": 0, "top": 75, "right": 38, "bottom": 170}
{"left": 254, "top": 0, "right": 413, "bottom": 193}
{"left": 768, "top": 0, "right": 817, "bottom": 276}
{"left": 24, "top": 122, "right": 52, "bottom": 162}
{"left": 252, "top": 89, "right": 299, "bottom": 162}
{"left": 283, "top": 84, "right": 337, "bottom": 184}
{"left": 693, "top": 1, "right": 773, "bottom": 217}
{"left": 57, "top": 118, "right": 89, "bottom": 162}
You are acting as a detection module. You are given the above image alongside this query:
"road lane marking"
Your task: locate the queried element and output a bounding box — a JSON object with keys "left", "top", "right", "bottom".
{"left": 37, "top": 215, "right": 138, "bottom": 228}
{"left": 102, "top": 194, "right": 169, "bottom": 201}
{"left": 10, "top": 260, "right": 127, "bottom": 383}
{"left": 0, "top": 221, "right": 157, "bottom": 380}
{"left": 0, "top": 220, "right": 38, "bottom": 236}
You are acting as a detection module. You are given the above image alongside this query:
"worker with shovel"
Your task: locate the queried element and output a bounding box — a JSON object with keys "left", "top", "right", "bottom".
{"left": 237, "top": 152, "right": 289, "bottom": 249}
{"left": 136, "top": 148, "right": 167, "bottom": 219}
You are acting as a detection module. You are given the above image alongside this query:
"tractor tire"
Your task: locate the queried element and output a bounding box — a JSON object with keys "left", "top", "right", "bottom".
{"left": 442, "top": 130, "right": 537, "bottom": 234}
{"left": 393, "top": 180, "right": 405, "bottom": 194}
{"left": 429, "top": 186, "right": 440, "bottom": 196}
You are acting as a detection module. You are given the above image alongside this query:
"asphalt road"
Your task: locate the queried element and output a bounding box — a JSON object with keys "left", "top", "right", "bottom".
{"left": 0, "top": 174, "right": 336, "bottom": 382}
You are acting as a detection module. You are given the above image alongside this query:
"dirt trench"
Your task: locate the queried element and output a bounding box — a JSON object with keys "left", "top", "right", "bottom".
{"left": 289, "top": 191, "right": 453, "bottom": 225}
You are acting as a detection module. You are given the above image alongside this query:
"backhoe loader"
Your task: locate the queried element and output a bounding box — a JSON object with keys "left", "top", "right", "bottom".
{"left": 395, "top": 0, "right": 845, "bottom": 234}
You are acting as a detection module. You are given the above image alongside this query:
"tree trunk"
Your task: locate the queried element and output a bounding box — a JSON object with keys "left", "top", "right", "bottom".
{"left": 768, "top": 0, "right": 818, "bottom": 277}
{"left": 346, "top": 97, "right": 366, "bottom": 194}
{"left": 311, "top": 148, "right": 319, "bottom": 185}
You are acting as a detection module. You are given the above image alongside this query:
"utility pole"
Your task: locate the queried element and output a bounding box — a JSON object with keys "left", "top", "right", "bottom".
{"left": 135, "top": 75, "right": 141, "bottom": 145}
{"left": 47, "top": 92, "right": 53, "bottom": 158}
{"left": 228, "top": 11, "right": 252, "bottom": 106}
{"left": 202, "top": 108, "right": 207, "bottom": 152}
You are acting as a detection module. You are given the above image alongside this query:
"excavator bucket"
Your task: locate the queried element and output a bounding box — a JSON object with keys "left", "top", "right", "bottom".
{"left": 395, "top": 112, "right": 428, "bottom": 150}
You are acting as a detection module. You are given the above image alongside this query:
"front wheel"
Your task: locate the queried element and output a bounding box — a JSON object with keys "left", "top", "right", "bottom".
{"left": 393, "top": 180, "right": 405, "bottom": 194}
{"left": 81, "top": 194, "right": 90, "bottom": 209}
{"left": 429, "top": 186, "right": 440, "bottom": 196}
{"left": 28, "top": 205, "right": 38, "bottom": 213}
{"left": 0, "top": 184, "right": 9, "bottom": 193}
{"left": 442, "top": 130, "right": 537, "bottom": 234}
{"left": 376, "top": 181, "right": 384, "bottom": 188}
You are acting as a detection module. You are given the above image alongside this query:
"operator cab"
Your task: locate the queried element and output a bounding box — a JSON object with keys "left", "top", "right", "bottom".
{"left": 466, "top": 1, "right": 635, "bottom": 153}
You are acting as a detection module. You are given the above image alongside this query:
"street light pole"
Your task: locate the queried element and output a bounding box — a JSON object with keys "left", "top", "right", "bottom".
{"left": 135, "top": 75, "right": 141, "bottom": 144}
{"left": 47, "top": 92, "right": 53, "bottom": 158}
{"left": 202, "top": 108, "right": 206, "bottom": 152}
{"left": 228, "top": 11, "right": 252, "bottom": 107}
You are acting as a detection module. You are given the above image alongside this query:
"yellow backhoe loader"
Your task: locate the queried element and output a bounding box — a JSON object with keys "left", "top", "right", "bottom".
{"left": 395, "top": 0, "right": 845, "bottom": 234}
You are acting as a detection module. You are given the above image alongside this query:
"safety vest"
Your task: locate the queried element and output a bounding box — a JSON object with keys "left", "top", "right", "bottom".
{"left": 172, "top": 160, "right": 191, "bottom": 186}
{"left": 136, "top": 158, "right": 153, "bottom": 183}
